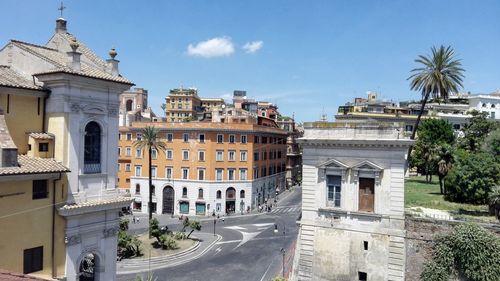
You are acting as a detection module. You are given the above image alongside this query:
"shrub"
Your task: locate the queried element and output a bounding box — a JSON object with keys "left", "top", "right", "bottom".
{"left": 187, "top": 220, "right": 202, "bottom": 239}
{"left": 174, "top": 232, "right": 186, "bottom": 240}
{"left": 421, "top": 223, "right": 500, "bottom": 281}
{"left": 150, "top": 218, "right": 162, "bottom": 243}
{"left": 158, "top": 234, "right": 178, "bottom": 250}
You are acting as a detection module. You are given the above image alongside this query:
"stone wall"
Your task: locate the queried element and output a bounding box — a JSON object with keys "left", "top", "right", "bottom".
{"left": 405, "top": 216, "right": 500, "bottom": 281}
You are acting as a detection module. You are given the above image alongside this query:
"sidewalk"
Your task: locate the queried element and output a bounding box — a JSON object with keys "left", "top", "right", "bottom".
{"left": 117, "top": 232, "right": 221, "bottom": 275}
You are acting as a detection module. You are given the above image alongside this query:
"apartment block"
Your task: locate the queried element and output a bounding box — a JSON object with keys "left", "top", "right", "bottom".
{"left": 118, "top": 121, "right": 287, "bottom": 216}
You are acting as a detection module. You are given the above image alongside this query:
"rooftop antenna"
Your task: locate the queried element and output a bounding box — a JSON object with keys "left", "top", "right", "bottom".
{"left": 58, "top": 1, "right": 66, "bottom": 18}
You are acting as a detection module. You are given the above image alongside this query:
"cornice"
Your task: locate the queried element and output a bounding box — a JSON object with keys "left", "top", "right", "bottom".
{"left": 298, "top": 138, "right": 414, "bottom": 148}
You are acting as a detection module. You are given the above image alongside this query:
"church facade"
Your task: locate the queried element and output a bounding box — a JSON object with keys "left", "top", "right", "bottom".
{"left": 0, "top": 17, "right": 132, "bottom": 280}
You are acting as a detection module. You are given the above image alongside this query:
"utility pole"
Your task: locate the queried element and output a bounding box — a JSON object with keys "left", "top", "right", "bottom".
{"left": 213, "top": 218, "right": 216, "bottom": 236}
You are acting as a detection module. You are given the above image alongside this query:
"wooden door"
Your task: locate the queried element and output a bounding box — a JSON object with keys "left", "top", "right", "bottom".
{"left": 358, "top": 178, "right": 375, "bottom": 212}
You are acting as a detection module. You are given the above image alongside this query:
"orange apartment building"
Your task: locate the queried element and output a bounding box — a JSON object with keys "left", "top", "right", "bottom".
{"left": 118, "top": 120, "right": 287, "bottom": 216}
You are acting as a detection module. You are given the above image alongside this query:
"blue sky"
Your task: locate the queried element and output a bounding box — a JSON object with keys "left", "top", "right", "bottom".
{"left": 2, "top": 0, "right": 500, "bottom": 122}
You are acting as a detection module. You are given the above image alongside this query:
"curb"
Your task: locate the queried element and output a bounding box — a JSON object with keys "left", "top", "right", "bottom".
{"left": 117, "top": 240, "right": 200, "bottom": 267}
{"left": 117, "top": 233, "right": 222, "bottom": 275}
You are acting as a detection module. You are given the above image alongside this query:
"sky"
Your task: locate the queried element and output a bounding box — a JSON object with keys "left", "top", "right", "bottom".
{"left": 1, "top": 0, "right": 500, "bottom": 122}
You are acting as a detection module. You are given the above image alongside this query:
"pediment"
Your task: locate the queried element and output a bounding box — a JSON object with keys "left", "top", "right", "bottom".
{"left": 352, "top": 160, "right": 383, "bottom": 171}
{"left": 318, "top": 158, "right": 349, "bottom": 169}
{"left": 82, "top": 104, "right": 106, "bottom": 114}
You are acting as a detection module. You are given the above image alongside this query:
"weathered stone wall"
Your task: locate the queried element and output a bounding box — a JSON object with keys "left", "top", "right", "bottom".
{"left": 405, "top": 217, "right": 500, "bottom": 281}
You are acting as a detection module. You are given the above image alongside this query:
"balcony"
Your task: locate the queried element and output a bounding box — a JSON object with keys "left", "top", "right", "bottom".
{"left": 84, "top": 163, "right": 101, "bottom": 174}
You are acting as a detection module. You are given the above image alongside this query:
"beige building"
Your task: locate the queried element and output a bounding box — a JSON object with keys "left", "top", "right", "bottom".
{"left": 118, "top": 120, "right": 287, "bottom": 216}
{"left": 119, "top": 87, "right": 157, "bottom": 126}
{"left": 291, "top": 121, "right": 413, "bottom": 281}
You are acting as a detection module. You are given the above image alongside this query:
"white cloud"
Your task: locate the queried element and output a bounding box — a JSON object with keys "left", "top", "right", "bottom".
{"left": 242, "top": 41, "right": 264, "bottom": 54}
{"left": 187, "top": 37, "right": 234, "bottom": 58}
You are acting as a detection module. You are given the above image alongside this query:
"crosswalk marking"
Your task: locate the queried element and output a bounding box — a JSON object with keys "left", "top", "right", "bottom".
{"left": 267, "top": 206, "right": 301, "bottom": 214}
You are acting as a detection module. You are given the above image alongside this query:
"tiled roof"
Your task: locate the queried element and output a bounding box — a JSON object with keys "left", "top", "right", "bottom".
{"left": 61, "top": 196, "right": 132, "bottom": 210}
{"left": 11, "top": 40, "right": 133, "bottom": 85}
{"left": 0, "top": 155, "right": 69, "bottom": 176}
{"left": 0, "top": 269, "right": 49, "bottom": 280}
{"left": 0, "top": 65, "right": 45, "bottom": 91}
{"left": 28, "top": 132, "right": 55, "bottom": 140}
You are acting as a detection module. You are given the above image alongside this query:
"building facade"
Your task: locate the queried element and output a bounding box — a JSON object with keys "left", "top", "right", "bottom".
{"left": 277, "top": 116, "right": 303, "bottom": 188}
{"left": 0, "top": 17, "right": 132, "bottom": 280}
{"left": 119, "top": 87, "right": 157, "bottom": 126}
{"left": 291, "top": 121, "right": 413, "bottom": 281}
{"left": 118, "top": 121, "right": 287, "bottom": 216}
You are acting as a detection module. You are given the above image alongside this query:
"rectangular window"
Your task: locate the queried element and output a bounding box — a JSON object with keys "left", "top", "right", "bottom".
{"left": 254, "top": 152, "right": 259, "bottom": 161}
{"left": 135, "top": 184, "right": 140, "bottom": 194}
{"left": 216, "top": 150, "right": 224, "bottom": 161}
{"left": 240, "top": 151, "right": 247, "bottom": 161}
{"left": 228, "top": 150, "right": 236, "bottom": 161}
{"left": 199, "top": 134, "right": 205, "bottom": 143}
{"left": 126, "top": 147, "right": 131, "bottom": 156}
{"left": 167, "top": 133, "right": 173, "bottom": 142}
{"left": 135, "top": 165, "right": 142, "bottom": 177}
{"left": 239, "top": 169, "right": 247, "bottom": 180}
{"left": 254, "top": 135, "right": 260, "bottom": 144}
{"left": 118, "top": 147, "right": 121, "bottom": 156}
{"left": 253, "top": 167, "right": 258, "bottom": 179}
{"left": 118, "top": 163, "right": 120, "bottom": 171}
{"left": 38, "top": 143, "right": 49, "bottom": 152}
{"left": 327, "top": 175, "right": 342, "bottom": 208}
{"left": 136, "top": 148, "right": 142, "bottom": 158}
{"left": 198, "top": 150, "right": 205, "bottom": 161}
{"left": 182, "top": 150, "right": 189, "bottom": 160}
{"left": 183, "top": 133, "right": 189, "bottom": 142}
{"left": 229, "top": 134, "right": 235, "bottom": 143}
{"left": 241, "top": 135, "right": 247, "bottom": 144}
{"left": 23, "top": 246, "right": 43, "bottom": 274}
{"left": 198, "top": 169, "right": 205, "bottom": 180}
{"left": 228, "top": 169, "right": 235, "bottom": 181}
{"left": 151, "top": 166, "right": 157, "bottom": 178}
{"left": 262, "top": 151, "right": 267, "bottom": 160}
{"left": 136, "top": 133, "right": 142, "bottom": 141}
{"left": 151, "top": 149, "right": 157, "bottom": 159}
{"left": 165, "top": 167, "right": 173, "bottom": 179}
{"left": 182, "top": 168, "right": 189, "bottom": 179}
{"left": 216, "top": 169, "right": 223, "bottom": 181}
{"left": 32, "top": 180, "right": 48, "bottom": 200}
{"left": 217, "top": 134, "right": 224, "bottom": 143}
{"left": 125, "top": 163, "right": 131, "bottom": 172}
{"left": 358, "top": 272, "right": 367, "bottom": 281}
{"left": 126, "top": 133, "right": 132, "bottom": 140}
{"left": 166, "top": 150, "right": 173, "bottom": 160}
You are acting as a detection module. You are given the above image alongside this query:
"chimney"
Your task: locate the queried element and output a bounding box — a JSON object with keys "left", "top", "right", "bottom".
{"left": 56, "top": 18, "right": 67, "bottom": 33}
{"left": 0, "top": 107, "right": 18, "bottom": 168}
{"left": 106, "top": 48, "right": 119, "bottom": 76}
{"left": 66, "top": 38, "right": 81, "bottom": 72}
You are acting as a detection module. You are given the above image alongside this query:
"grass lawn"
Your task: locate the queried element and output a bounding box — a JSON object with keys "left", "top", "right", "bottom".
{"left": 405, "top": 176, "right": 496, "bottom": 222}
{"left": 132, "top": 233, "right": 196, "bottom": 259}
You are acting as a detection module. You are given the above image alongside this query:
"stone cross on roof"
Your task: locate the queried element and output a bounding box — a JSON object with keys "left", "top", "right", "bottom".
{"left": 58, "top": 1, "right": 66, "bottom": 18}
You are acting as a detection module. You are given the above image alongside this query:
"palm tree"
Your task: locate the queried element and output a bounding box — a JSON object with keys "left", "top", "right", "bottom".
{"left": 408, "top": 46, "right": 465, "bottom": 142}
{"left": 489, "top": 186, "right": 500, "bottom": 222}
{"left": 134, "top": 126, "right": 167, "bottom": 237}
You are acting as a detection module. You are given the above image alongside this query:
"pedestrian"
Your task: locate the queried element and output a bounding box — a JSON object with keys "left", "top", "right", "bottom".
{"left": 136, "top": 217, "right": 140, "bottom": 223}
{"left": 132, "top": 216, "right": 136, "bottom": 224}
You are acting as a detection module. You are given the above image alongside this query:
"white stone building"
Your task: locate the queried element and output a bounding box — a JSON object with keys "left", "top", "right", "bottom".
{"left": 291, "top": 121, "right": 413, "bottom": 281}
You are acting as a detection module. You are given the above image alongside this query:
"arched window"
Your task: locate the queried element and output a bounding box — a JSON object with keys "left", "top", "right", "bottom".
{"left": 198, "top": 188, "right": 203, "bottom": 199}
{"left": 126, "top": 99, "right": 133, "bottom": 111}
{"left": 182, "top": 187, "right": 187, "bottom": 198}
{"left": 240, "top": 190, "right": 245, "bottom": 198}
{"left": 135, "top": 184, "right": 140, "bottom": 194}
{"left": 84, "top": 121, "right": 101, "bottom": 174}
{"left": 216, "top": 190, "right": 222, "bottom": 199}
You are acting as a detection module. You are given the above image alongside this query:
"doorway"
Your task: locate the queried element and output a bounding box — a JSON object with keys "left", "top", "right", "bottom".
{"left": 358, "top": 178, "right": 375, "bottom": 212}
{"left": 162, "top": 186, "right": 174, "bottom": 214}
{"left": 226, "top": 187, "right": 236, "bottom": 214}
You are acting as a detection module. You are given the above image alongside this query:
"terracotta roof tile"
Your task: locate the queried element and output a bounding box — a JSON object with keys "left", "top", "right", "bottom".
{"left": 0, "top": 66, "right": 45, "bottom": 91}
{"left": 0, "top": 155, "right": 69, "bottom": 176}
{"left": 61, "top": 196, "right": 132, "bottom": 210}
{"left": 28, "top": 132, "right": 55, "bottom": 140}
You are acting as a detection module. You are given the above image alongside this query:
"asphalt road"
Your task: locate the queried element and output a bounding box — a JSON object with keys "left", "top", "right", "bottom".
{"left": 118, "top": 187, "right": 302, "bottom": 281}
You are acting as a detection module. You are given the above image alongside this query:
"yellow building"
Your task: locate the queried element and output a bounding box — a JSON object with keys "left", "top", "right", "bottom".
{"left": 118, "top": 119, "right": 287, "bottom": 216}
{"left": 0, "top": 17, "right": 132, "bottom": 281}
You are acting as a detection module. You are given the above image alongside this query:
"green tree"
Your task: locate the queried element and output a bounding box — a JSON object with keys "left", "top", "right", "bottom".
{"left": 117, "top": 218, "right": 142, "bottom": 258}
{"left": 445, "top": 151, "right": 500, "bottom": 204}
{"left": 410, "top": 118, "right": 455, "bottom": 184}
{"left": 459, "top": 110, "right": 497, "bottom": 152}
{"left": 420, "top": 223, "right": 500, "bottom": 281}
{"left": 488, "top": 186, "right": 500, "bottom": 221}
{"left": 436, "top": 144, "right": 454, "bottom": 194}
{"left": 134, "top": 126, "right": 167, "bottom": 237}
{"left": 407, "top": 45, "right": 465, "bottom": 154}
{"left": 186, "top": 220, "right": 202, "bottom": 239}
{"left": 149, "top": 218, "right": 162, "bottom": 243}
{"left": 482, "top": 128, "right": 500, "bottom": 158}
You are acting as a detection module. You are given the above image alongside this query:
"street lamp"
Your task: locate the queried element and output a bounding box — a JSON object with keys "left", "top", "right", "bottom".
{"left": 213, "top": 218, "right": 216, "bottom": 237}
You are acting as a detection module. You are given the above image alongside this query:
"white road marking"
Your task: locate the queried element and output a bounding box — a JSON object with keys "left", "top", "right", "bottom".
{"left": 253, "top": 223, "right": 275, "bottom": 227}
{"left": 224, "top": 225, "right": 246, "bottom": 230}
{"left": 216, "top": 240, "right": 242, "bottom": 245}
